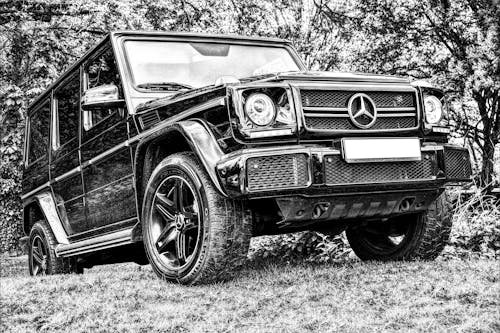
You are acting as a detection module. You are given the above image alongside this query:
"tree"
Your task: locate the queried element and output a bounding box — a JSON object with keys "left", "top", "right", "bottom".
{"left": 315, "top": 0, "right": 500, "bottom": 187}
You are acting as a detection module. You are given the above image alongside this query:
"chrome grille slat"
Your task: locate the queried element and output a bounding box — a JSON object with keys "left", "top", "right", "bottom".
{"left": 299, "top": 89, "right": 418, "bottom": 132}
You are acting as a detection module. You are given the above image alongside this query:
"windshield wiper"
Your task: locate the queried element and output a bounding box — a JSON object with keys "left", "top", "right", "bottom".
{"left": 137, "top": 82, "right": 193, "bottom": 91}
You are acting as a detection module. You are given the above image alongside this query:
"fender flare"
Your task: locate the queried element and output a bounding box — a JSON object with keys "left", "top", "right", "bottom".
{"left": 23, "top": 192, "right": 69, "bottom": 245}
{"left": 134, "top": 119, "right": 226, "bottom": 207}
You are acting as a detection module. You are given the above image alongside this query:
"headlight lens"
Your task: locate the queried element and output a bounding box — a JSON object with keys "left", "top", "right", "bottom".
{"left": 244, "top": 93, "right": 276, "bottom": 126}
{"left": 424, "top": 95, "right": 443, "bottom": 124}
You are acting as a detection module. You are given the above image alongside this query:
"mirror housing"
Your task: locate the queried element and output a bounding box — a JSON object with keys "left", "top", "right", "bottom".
{"left": 81, "top": 84, "right": 124, "bottom": 110}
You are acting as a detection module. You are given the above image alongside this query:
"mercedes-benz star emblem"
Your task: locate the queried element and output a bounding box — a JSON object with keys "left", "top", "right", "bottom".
{"left": 347, "top": 93, "right": 377, "bottom": 129}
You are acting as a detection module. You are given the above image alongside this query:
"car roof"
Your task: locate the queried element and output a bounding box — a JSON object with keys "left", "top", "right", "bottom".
{"left": 27, "top": 31, "right": 293, "bottom": 112}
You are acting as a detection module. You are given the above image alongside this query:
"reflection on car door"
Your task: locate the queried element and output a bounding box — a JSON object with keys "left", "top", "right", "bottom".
{"left": 80, "top": 46, "right": 137, "bottom": 234}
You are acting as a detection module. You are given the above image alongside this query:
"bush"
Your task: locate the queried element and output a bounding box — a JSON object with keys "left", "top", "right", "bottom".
{"left": 447, "top": 188, "right": 500, "bottom": 259}
{"left": 248, "top": 231, "right": 354, "bottom": 264}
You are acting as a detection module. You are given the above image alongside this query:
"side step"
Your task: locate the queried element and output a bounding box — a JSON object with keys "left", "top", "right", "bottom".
{"left": 55, "top": 228, "right": 134, "bottom": 257}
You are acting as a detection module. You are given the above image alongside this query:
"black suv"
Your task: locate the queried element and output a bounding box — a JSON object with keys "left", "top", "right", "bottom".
{"left": 22, "top": 31, "right": 471, "bottom": 284}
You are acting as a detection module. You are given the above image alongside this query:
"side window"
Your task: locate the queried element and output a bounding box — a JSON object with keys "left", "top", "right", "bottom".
{"left": 54, "top": 73, "right": 79, "bottom": 148}
{"left": 28, "top": 101, "right": 50, "bottom": 164}
{"left": 83, "top": 48, "right": 122, "bottom": 131}
{"left": 87, "top": 48, "right": 120, "bottom": 89}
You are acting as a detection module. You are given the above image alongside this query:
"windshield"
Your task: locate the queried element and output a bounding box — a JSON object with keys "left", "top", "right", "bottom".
{"left": 123, "top": 40, "right": 301, "bottom": 90}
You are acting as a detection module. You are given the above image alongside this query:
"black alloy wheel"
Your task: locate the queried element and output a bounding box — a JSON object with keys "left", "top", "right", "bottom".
{"left": 142, "top": 152, "right": 252, "bottom": 285}
{"left": 30, "top": 234, "right": 49, "bottom": 276}
{"left": 150, "top": 175, "right": 201, "bottom": 271}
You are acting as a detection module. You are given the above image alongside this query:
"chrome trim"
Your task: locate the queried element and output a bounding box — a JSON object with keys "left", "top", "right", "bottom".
{"left": 378, "top": 107, "right": 416, "bottom": 112}
{"left": 378, "top": 113, "right": 416, "bottom": 117}
{"left": 53, "top": 167, "right": 81, "bottom": 182}
{"left": 21, "top": 182, "right": 51, "bottom": 200}
{"left": 55, "top": 228, "right": 133, "bottom": 257}
{"left": 304, "top": 113, "right": 348, "bottom": 118}
{"left": 303, "top": 107, "right": 346, "bottom": 112}
{"left": 294, "top": 83, "right": 421, "bottom": 134}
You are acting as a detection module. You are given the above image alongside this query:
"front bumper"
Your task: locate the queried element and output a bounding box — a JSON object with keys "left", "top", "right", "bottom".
{"left": 216, "top": 143, "right": 472, "bottom": 198}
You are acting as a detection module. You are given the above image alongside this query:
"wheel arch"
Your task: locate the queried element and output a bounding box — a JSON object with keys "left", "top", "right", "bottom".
{"left": 134, "top": 120, "right": 226, "bottom": 218}
{"left": 22, "top": 192, "right": 69, "bottom": 244}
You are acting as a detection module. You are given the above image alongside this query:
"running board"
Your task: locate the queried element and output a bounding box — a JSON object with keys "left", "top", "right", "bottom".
{"left": 55, "top": 228, "right": 134, "bottom": 257}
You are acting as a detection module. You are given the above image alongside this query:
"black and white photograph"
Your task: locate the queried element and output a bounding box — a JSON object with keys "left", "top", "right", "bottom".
{"left": 0, "top": 0, "right": 499, "bottom": 332}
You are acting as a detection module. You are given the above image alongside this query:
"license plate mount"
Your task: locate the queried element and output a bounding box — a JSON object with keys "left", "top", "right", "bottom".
{"left": 341, "top": 137, "right": 421, "bottom": 163}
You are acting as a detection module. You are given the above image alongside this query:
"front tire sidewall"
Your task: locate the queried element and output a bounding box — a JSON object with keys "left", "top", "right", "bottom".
{"left": 142, "top": 157, "right": 209, "bottom": 283}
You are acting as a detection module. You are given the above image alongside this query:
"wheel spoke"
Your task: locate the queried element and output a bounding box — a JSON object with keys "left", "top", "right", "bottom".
{"left": 175, "top": 232, "right": 187, "bottom": 263}
{"left": 32, "top": 248, "right": 43, "bottom": 264}
{"left": 155, "top": 193, "right": 176, "bottom": 221}
{"left": 156, "top": 227, "right": 178, "bottom": 254}
{"left": 174, "top": 179, "right": 184, "bottom": 212}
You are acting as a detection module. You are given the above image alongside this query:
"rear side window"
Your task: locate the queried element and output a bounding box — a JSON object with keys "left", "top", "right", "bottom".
{"left": 54, "top": 74, "right": 79, "bottom": 148}
{"left": 28, "top": 101, "right": 50, "bottom": 164}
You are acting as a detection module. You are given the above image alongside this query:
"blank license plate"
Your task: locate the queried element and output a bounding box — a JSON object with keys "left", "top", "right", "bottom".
{"left": 342, "top": 137, "right": 421, "bottom": 163}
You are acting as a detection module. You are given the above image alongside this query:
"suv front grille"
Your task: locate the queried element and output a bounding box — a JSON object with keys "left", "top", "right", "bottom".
{"left": 299, "top": 89, "right": 418, "bottom": 132}
{"left": 324, "top": 153, "right": 436, "bottom": 185}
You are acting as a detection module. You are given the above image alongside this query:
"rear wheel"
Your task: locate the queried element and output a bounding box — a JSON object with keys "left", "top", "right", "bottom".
{"left": 29, "top": 221, "right": 82, "bottom": 275}
{"left": 142, "top": 152, "right": 252, "bottom": 284}
{"left": 346, "top": 192, "right": 452, "bottom": 261}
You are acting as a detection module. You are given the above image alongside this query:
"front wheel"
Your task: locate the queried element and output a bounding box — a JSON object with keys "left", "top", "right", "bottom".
{"left": 346, "top": 192, "right": 452, "bottom": 261}
{"left": 142, "top": 152, "right": 252, "bottom": 284}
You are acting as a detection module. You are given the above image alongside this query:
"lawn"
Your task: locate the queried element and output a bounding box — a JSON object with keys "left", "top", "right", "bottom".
{"left": 1, "top": 254, "right": 499, "bottom": 333}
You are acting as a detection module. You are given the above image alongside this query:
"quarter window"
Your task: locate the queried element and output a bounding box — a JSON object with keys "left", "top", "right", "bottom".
{"left": 28, "top": 101, "right": 50, "bottom": 164}
{"left": 54, "top": 73, "right": 79, "bottom": 148}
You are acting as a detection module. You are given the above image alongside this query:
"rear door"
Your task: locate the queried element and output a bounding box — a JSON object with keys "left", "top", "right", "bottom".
{"left": 80, "top": 45, "right": 137, "bottom": 234}
{"left": 50, "top": 71, "right": 86, "bottom": 235}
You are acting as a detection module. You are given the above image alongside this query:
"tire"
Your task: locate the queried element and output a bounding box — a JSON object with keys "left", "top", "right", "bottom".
{"left": 29, "top": 221, "right": 82, "bottom": 275}
{"left": 142, "top": 152, "right": 252, "bottom": 284}
{"left": 346, "top": 192, "right": 452, "bottom": 261}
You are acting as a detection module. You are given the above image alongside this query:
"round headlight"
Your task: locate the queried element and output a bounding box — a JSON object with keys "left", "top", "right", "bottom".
{"left": 244, "top": 93, "right": 276, "bottom": 126}
{"left": 424, "top": 95, "right": 443, "bottom": 124}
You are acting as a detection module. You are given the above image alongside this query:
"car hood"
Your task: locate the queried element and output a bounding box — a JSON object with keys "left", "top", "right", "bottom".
{"left": 136, "top": 70, "right": 410, "bottom": 113}
{"left": 242, "top": 70, "right": 410, "bottom": 84}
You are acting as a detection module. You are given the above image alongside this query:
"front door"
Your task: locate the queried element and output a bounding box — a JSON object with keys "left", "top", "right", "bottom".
{"left": 80, "top": 45, "right": 137, "bottom": 234}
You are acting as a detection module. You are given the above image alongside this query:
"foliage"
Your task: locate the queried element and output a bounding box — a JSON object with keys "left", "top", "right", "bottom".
{"left": 248, "top": 231, "right": 353, "bottom": 264}
{"left": 315, "top": 0, "right": 500, "bottom": 186}
{"left": 447, "top": 187, "right": 500, "bottom": 258}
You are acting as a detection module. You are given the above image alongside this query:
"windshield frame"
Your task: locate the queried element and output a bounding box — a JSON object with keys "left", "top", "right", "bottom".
{"left": 119, "top": 36, "right": 306, "bottom": 94}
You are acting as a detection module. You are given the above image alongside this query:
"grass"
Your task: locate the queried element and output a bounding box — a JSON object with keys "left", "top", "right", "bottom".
{"left": 1, "top": 255, "right": 499, "bottom": 333}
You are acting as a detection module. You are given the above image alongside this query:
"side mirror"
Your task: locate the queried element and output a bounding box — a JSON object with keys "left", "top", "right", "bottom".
{"left": 81, "top": 84, "right": 125, "bottom": 110}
